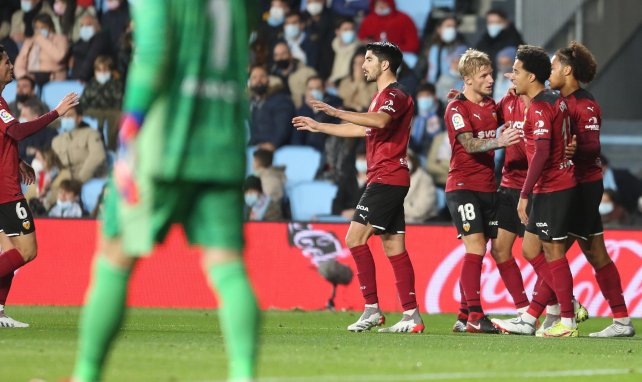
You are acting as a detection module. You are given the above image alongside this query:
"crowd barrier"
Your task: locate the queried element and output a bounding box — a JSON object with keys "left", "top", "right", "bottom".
{"left": 9, "top": 220, "right": 642, "bottom": 317}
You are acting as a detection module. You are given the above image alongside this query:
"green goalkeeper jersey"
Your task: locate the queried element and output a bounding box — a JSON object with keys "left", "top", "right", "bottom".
{"left": 125, "top": 0, "right": 253, "bottom": 183}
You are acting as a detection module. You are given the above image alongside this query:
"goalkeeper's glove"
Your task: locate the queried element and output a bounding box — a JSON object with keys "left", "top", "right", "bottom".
{"left": 114, "top": 111, "right": 144, "bottom": 205}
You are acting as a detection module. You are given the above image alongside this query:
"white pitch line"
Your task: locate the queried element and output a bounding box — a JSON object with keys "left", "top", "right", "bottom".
{"left": 196, "top": 368, "right": 642, "bottom": 382}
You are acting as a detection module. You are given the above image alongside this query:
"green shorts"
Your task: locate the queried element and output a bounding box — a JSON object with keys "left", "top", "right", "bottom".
{"left": 102, "top": 177, "right": 244, "bottom": 256}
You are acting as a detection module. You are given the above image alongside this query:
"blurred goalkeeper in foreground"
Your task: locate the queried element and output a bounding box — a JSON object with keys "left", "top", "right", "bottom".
{"left": 69, "top": 1, "right": 259, "bottom": 381}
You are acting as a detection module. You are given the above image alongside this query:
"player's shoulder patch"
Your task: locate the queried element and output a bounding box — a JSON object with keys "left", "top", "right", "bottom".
{"left": 451, "top": 113, "right": 465, "bottom": 130}
{"left": 0, "top": 109, "right": 15, "bottom": 124}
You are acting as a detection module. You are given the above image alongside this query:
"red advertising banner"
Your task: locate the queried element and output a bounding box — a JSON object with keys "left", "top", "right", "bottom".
{"left": 8, "top": 220, "right": 642, "bottom": 317}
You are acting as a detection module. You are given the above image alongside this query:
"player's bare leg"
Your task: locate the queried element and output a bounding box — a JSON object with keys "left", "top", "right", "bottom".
{"left": 490, "top": 229, "right": 528, "bottom": 313}
{"left": 377, "top": 233, "right": 424, "bottom": 333}
{"left": 0, "top": 232, "right": 38, "bottom": 328}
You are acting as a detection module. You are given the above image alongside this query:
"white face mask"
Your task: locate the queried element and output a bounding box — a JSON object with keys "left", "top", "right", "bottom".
{"left": 21, "top": 1, "right": 34, "bottom": 12}
{"left": 440, "top": 27, "right": 457, "bottom": 43}
{"left": 38, "top": 28, "right": 50, "bottom": 38}
{"left": 19, "top": 117, "right": 28, "bottom": 123}
{"left": 284, "top": 24, "right": 300, "bottom": 40}
{"left": 79, "top": 25, "right": 95, "bottom": 42}
{"left": 31, "top": 158, "right": 44, "bottom": 174}
{"left": 375, "top": 7, "right": 391, "bottom": 16}
{"left": 95, "top": 72, "right": 111, "bottom": 84}
{"left": 355, "top": 159, "right": 367, "bottom": 173}
{"left": 340, "top": 30, "right": 356, "bottom": 45}
{"left": 57, "top": 199, "right": 73, "bottom": 209}
{"left": 244, "top": 193, "right": 259, "bottom": 207}
{"left": 306, "top": 2, "right": 323, "bottom": 16}
{"left": 267, "top": 6, "right": 285, "bottom": 26}
{"left": 59, "top": 116, "right": 77, "bottom": 133}
{"left": 599, "top": 202, "right": 614, "bottom": 215}
{"left": 487, "top": 23, "right": 505, "bottom": 38}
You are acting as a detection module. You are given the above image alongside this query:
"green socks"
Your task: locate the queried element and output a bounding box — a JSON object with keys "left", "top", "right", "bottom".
{"left": 208, "top": 259, "right": 260, "bottom": 381}
{"left": 73, "top": 257, "right": 131, "bottom": 382}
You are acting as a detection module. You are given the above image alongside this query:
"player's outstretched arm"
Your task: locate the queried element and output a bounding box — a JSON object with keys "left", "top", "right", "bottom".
{"left": 5, "top": 92, "right": 79, "bottom": 141}
{"left": 292, "top": 116, "right": 367, "bottom": 138}
{"left": 308, "top": 99, "right": 391, "bottom": 129}
{"left": 456, "top": 126, "right": 520, "bottom": 153}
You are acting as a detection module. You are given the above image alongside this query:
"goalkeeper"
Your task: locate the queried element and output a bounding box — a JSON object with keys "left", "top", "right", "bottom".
{"left": 70, "top": 1, "right": 259, "bottom": 381}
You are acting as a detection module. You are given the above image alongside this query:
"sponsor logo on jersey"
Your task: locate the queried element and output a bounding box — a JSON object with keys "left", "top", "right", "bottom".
{"left": 491, "top": 112, "right": 497, "bottom": 121}
{"left": 356, "top": 204, "right": 369, "bottom": 212}
{"left": 508, "top": 105, "right": 514, "bottom": 114}
{"left": 473, "top": 113, "right": 481, "bottom": 120}
{"left": 534, "top": 110, "right": 543, "bottom": 116}
{"left": 534, "top": 128, "right": 549, "bottom": 136}
{"left": 452, "top": 113, "right": 465, "bottom": 130}
{"left": 560, "top": 101, "right": 567, "bottom": 112}
{"left": 399, "top": 157, "right": 408, "bottom": 167}
{"left": 585, "top": 116, "right": 600, "bottom": 131}
{"left": 477, "top": 130, "right": 496, "bottom": 139}
{"left": 451, "top": 106, "right": 460, "bottom": 113}
{"left": 388, "top": 92, "right": 396, "bottom": 98}
{"left": 536, "top": 222, "right": 548, "bottom": 227}
{"left": 536, "top": 120, "right": 545, "bottom": 128}
{"left": 587, "top": 106, "right": 595, "bottom": 112}
{"left": 379, "top": 99, "right": 396, "bottom": 113}
{"left": 0, "top": 109, "right": 15, "bottom": 123}
{"left": 488, "top": 220, "right": 498, "bottom": 226}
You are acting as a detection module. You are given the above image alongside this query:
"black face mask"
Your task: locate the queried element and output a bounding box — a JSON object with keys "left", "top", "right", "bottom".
{"left": 16, "top": 94, "right": 30, "bottom": 103}
{"left": 251, "top": 84, "right": 268, "bottom": 96}
{"left": 275, "top": 59, "right": 290, "bottom": 70}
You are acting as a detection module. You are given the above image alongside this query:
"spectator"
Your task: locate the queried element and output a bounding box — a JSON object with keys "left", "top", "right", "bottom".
{"left": 114, "top": 20, "right": 132, "bottom": 80}
{"left": 475, "top": 8, "right": 524, "bottom": 74}
{"left": 7, "top": 75, "right": 48, "bottom": 116}
{"left": 600, "top": 189, "right": 630, "bottom": 228}
{"left": 493, "top": 46, "right": 516, "bottom": 102}
{"left": 28, "top": 147, "right": 66, "bottom": 211}
{"left": 252, "top": 148, "right": 285, "bottom": 218}
{"left": 409, "top": 83, "right": 443, "bottom": 162}
{"left": 396, "top": 60, "right": 420, "bottom": 97}
{"left": 244, "top": 175, "right": 281, "bottom": 221}
{"left": 337, "top": 47, "right": 377, "bottom": 112}
{"left": 600, "top": 155, "right": 642, "bottom": 213}
{"left": 256, "top": 0, "right": 290, "bottom": 51}
{"left": 331, "top": 147, "right": 366, "bottom": 219}
{"left": 283, "top": 11, "right": 319, "bottom": 67}
{"left": 270, "top": 41, "right": 317, "bottom": 109}
{"left": 328, "top": 17, "right": 360, "bottom": 83}
{"left": 52, "top": 0, "right": 97, "bottom": 42}
{"left": 302, "top": 0, "right": 334, "bottom": 80}
{"left": 426, "top": 129, "right": 450, "bottom": 188}
{"left": 291, "top": 75, "right": 343, "bottom": 151}
{"left": 51, "top": 105, "right": 108, "bottom": 183}
{"left": 248, "top": 65, "right": 295, "bottom": 150}
{"left": 357, "top": 0, "right": 419, "bottom": 55}
{"left": 434, "top": 49, "right": 465, "bottom": 104}
{"left": 415, "top": 15, "right": 467, "bottom": 85}
{"left": 10, "top": 0, "right": 59, "bottom": 46}
{"left": 404, "top": 150, "right": 437, "bottom": 223}
{"left": 48, "top": 178, "right": 84, "bottom": 218}
{"left": 69, "top": 13, "right": 112, "bottom": 82}
{"left": 79, "top": 55, "right": 123, "bottom": 151}
{"left": 14, "top": 13, "right": 68, "bottom": 85}
{"left": 18, "top": 97, "right": 58, "bottom": 164}
{"left": 331, "top": 0, "right": 369, "bottom": 18}
{"left": 1, "top": 2, "right": 20, "bottom": 62}
{"left": 100, "top": 0, "right": 129, "bottom": 53}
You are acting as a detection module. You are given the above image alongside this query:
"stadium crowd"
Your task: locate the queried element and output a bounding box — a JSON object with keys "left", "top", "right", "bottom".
{"left": 2, "top": 0, "right": 642, "bottom": 226}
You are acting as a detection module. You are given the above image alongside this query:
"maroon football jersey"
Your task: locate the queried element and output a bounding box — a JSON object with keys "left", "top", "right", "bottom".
{"left": 444, "top": 93, "right": 499, "bottom": 193}
{"left": 497, "top": 94, "right": 528, "bottom": 189}
{"left": 365, "top": 82, "right": 414, "bottom": 187}
{"left": 523, "top": 90, "right": 576, "bottom": 194}
{"left": 566, "top": 88, "right": 602, "bottom": 183}
{"left": 0, "top": 96, "right": 24, "bottom": 204}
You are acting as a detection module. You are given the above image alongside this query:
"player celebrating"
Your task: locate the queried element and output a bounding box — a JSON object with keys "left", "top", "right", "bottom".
{"left": 551, "top": 41, "right": 634, "bottom": 337}
{"left": 0, "top": 45, "right": 78, "bottom": 328}
{"left": 294, "top": 42, "right": 424, "bottom": 334}
{"left": 70, "top": 1, "right": 259, "bottom": 382}
{"left": 444, "top": 48, "right": 520, "bottom": 334}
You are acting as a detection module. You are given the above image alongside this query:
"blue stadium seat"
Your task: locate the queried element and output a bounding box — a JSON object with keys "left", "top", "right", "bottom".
{"left": 41, "top": 80, "right": 85, "bottom": 110}
{"left": 289, "top": 181, "right": 338, "bottom": 221}
{"left": 273, "top": 145, "right": 321, "bottom": 189}
{"left": 246, "top": 146, "right": 256, "bottom": 176}
{"left": 81, "top": 178, "right": 107, "bottom": 214}
{"left": 3, "top": 81, "right": 16, "bottom": 104}
{"left": 83, "top": 116, "right": 99, "bottom": 129}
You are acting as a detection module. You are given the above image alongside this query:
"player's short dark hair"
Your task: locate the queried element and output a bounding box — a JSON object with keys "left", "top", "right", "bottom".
{"left": 244, "top": 175, "right": 263, "bottom": 193}
{"left": 253, "top": 148, "right": 274, "bottom": 167}
{"left": 486, "top": 8, "right": 508, "bottom": 20}
{"left": 416, "top": 83, "right": 436, "bottom": 95}
{"left": 33, "top": 13, "right": 56, "bottom": 31}
{"left": 516, "top": 45, "right": 551, "bottom": 84}
{"left": 365, "top": 41, "right": 403, "bottom": 73}
{"left": 555, "top": 41, "right": 597, "bottom": 84}
{"left": 59, "top": 179, "right": 82, "bottom": 196}
{"left": 17, "top": 75, "right": 36, "bottom": 90}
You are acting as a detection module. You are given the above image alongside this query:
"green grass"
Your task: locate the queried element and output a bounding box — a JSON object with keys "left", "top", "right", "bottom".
{"left": 1, "top": 307, "right": 641, "bottom": 382}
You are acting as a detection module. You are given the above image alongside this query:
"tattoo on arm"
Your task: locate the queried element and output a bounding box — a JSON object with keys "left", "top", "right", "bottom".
{"left": 456, "top": 132, "right": 501, "bottom": 153}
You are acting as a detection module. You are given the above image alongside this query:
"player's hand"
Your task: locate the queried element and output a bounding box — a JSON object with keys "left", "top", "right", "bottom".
{"left": 517, "top": 197, "right": 529, "bottom": 225}
{"left": 54, "top": 93, "right": 80, "bottom": 116}
{"left": 498, "top": 126, "right": 520, "bottom": 147}
{"left": 565, "top": 135, "right": 577, "bottom": 159}
{"left": 114, "top": 112, "right": 145, "bottom": 205}
{"left": 19, "top": 161, "right": 35, "bottom": 185}
{"left": 309, "top": 99, "right": 339, "bottom": 117}
{"left": 446, "top": 88, "right": 461, "bottom": 102}
{"left": 292, "top": 116, "right": 321, "bottom": 133}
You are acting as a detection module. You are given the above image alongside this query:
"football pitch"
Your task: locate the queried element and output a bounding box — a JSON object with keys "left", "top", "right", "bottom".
{"left": 1, "top": 307, "right": 641, "bottom": 382}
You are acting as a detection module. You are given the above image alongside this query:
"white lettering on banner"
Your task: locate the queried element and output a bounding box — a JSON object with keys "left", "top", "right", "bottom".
{"left": 425, "top": 239, "right": 642, "bottom": 317}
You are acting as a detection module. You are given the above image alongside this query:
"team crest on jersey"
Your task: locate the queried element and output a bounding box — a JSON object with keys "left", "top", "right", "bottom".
{"left": 0, "top": 109, "right": 15, "bottom": 123}
{"left": 452, "top": 113, "right": 465, "bottom": 130}
{"left": 463, "top": 222, "right": 471, "bottom": 232}
{"left": 22, "top": 220, "right": 30, "bottom": 230}
{"left": 492, "top": 112, "right": 497, "bottom": 121}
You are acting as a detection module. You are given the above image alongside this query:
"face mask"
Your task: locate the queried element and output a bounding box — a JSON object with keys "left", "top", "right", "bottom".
{"left": 21, "top": 1, "right": 34, "bottom": 12}
{"left": 284, "top": 24, "right": 301, "bottom": 40}
{"left": 19, "top": 117, "right": 28, "bottom": 123}
{"left": 417, "top": 97, "right": 435, "bottom": 114}
{"left": 408, "top": 161, "right": 414, "bottom": 172}
{"left": 38, "top": 28, "right": 49, "bottom": 38}
{"left": 275, "top": 59, "right": 290, "bottom": 70}
{"left": 355, "top": 159, "right": 367, "bottom": 173}
{"left": 31, "top": 158, "right": 44, "bottom": 174}
{"left": 306, "top": 2, "right": 323, "bottom": 16}
{"left": 95, "top": 72, "right": 111, "bottom": 84}
{"left": 325, "top": 86, "right": 338, "bottom": 96}
{"left": 79, "top": 25, "right": 95, "bottom": 42}
{"left": 375, "top": 7, "right": 391, "bottom": 16}
{"left": 599, "top": 202, "right": 614, "bottom": 215}
{"left": 267, "top": 6, "right": 285, "bottom": 27}
{"left": 487, "top": 23, "right": 505, "bottom": 38}
{"left": 53, "top": 2, "right": 66, "bottom": 16}
{"left": 251, "top": 84, "right": 268, "bottom": 96}
{"left": 57, "top": 199, "right": 73, "bottom": 209}
{"left": 244, "top": 193, "right": 259, "bottom": 207}
{"left": 440, "top": 27, "right": 457, "bottom": 44}
{"left": 106, "top": 0, "right": 120, "bottom": 11}
{"left": 340, "top": 30, "right": 356, "bottom": 45}
{"left": 310, "top": 89, "right": 323, "bottom": 101}
{"left": 59, "top": 116, "right": 76, "bottom": 133}
{"left": 16, "top": 94, "right": 30, "bottom": 103}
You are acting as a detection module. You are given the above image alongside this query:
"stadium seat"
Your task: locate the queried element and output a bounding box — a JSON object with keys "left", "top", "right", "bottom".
{"left": 105, "top": 150, "right": 117, "bottom": 171}
{"left": 289, "top": 181, "right": 338, "bottom": 221}
{"left": 3, "top": 81, "right": 16, "bottom": 104}
{"left": 41, "top": 80, "right": 85, "bottom": 110}
{"left": 83, "top": 116, "right": 99, "bottom": 129}
{"left": 246, "top": 146, "right": 256, "bottom": 176}
{"left": 273, "top": 145, "right": 322, "bottom": 189}
{"left": 81, "top": 178, "right": 107, "bottom": 214}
